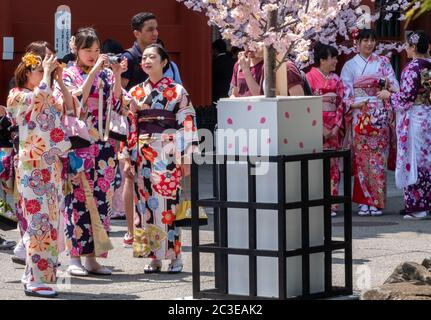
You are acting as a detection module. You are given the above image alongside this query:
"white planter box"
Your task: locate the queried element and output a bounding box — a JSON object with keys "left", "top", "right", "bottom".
{"left": 216, "top": 96, "right": 325, "bottom": 298}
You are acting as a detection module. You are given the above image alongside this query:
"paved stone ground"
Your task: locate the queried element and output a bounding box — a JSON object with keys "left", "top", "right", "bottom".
{"left": 1, "top": 166, "right": 430, "bottom": 300}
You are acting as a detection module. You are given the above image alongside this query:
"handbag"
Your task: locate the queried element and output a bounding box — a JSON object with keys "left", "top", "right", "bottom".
{"left": 175, "top": 176, "right": 208, "bottom": 227}
{"left": 109, "top": 111, "right": 129, "bottom": 142}
{"left": 62, "top": 99, "right": 91, "bottom": 149}
{"left": 102, "top": 85, "right": 129, "bottom": 142}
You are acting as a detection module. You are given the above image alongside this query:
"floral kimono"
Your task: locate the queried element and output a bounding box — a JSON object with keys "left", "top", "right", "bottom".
{"left": 306, "top": 67, "right": 345, "bottom": 210}
{"left": 7, "top": 82, "right": 71, "bottom": 284}
{"left": 62, "top": 63, "right": 122, "bottom": 258}
{"left": 341, "top": 53, "right": 399, "bottom": 209}
{"left": 125, "top": 77, "right": 197, "bottom": 261}
{"left": 0, "top": 115, "right": 14, "bottom": 192}
{"left": 390, "top": 58, "right": 431, "bottom": 213}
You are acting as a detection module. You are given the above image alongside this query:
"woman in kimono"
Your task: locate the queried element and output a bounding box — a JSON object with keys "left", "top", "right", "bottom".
{"left": 378, "top": 32, "right": 431, "bottom": 219}
{"left": 341, "top": 29, "right": 399, "bottom": 216}
{"left": 124, "top": 43, "right": 197, "bottom": 274}
{"left": 307, "top": 43, "right": 345, "bottom": 217}
{"left": 62, "top": 28, "right": 127, "bottom": 277}
{"left": 7, "top": 48, "right": 72, "bottom": 297}
{"left": 8, "top": 42, "right": 58, "bottom": 266}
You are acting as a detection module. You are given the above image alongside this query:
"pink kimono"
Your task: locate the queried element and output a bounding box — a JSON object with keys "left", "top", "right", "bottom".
{"left": 306, "top": 67, "right": 345, "bottom": 211}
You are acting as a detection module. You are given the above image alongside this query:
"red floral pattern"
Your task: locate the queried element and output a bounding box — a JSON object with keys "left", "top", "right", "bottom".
{"left": 163, "top": 87, "right": 178, "bottom": 101}
{"left": 142, "top": 146, "right": 158, "bottom": 163}
{"left": 124, "top": 77, "right": 198, "bottom": 260}
{"left": 161, "top": 210, "right": 175, "bottom": 225}
{"left": 26, "top": 199, "right": 41, "bottom": 215}
{"left": 50, "top": 128, "right": 65, "bottom": 143}
{"left": 152, "top": 168, "right": 181, "bottom": 199}
{"left": 37, "top": 259, "right": 49, "bottom": 271}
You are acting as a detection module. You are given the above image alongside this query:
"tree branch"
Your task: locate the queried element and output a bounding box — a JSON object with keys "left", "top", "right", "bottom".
{"left": 305, "top": 0, "right": 310, "bottom": 13}
{"left": 274, "top": 41, "right": 297, "bottom": 72}
{"left": 251, "top": 13, "right": 267, "bottom": 29}
{"left": 275, "top": 17, "right": 300, "bottom": 32}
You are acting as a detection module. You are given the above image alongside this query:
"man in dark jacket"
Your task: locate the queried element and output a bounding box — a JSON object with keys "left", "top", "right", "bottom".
{"left": 121, "top": 12, "right": 182, "bottom": 91}
{"left": 212, "top": 39, "right": 235, "bottom": 105}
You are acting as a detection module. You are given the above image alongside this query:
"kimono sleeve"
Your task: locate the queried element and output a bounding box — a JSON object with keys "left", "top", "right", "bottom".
{"left": 334, "top": 75, "right": 345, "bottom": 129}
{"left": 340, "top": 61, "right": 355, "bottom": 112}
{"left": 175, "top": 85, "right": 199, "bottom": 162}
{"left": 62, "top": 69, "right": 84, "bottom": 116}
{"left": 390, "top": 62, "right": 420, "bottom": 112}
{"left": 53, "top": 80, "right": 79, "bottom": 115}
{"left": 6, "top": 81, "right": 54, "bottom": 123}
{"left": 381, "top": 56, "right": 400, "bottom": 92}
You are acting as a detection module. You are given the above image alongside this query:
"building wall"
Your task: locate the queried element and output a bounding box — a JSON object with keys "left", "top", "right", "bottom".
{"left": 0, "top": 0, "right": 212, "bottom": 106}
{"left": 1, "top": 1, "right": 431, "bottom": 106}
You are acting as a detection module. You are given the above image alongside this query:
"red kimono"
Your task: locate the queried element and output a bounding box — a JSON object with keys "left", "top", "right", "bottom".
{"left": 306, "top": 67, "right": 345, "bottom": 211}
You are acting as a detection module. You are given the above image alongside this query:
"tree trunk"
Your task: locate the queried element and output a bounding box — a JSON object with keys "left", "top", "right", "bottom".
{"left": 264, "top": 9, "right": 278, "bottom": 98}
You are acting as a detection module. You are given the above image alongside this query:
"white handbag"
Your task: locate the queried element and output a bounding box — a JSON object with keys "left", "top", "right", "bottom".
{"left": 98, "top": 81, "right": 129, "bottom": 142}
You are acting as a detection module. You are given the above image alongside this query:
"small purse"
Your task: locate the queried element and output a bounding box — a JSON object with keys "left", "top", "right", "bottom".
{"left": 175, "top": 177, "right": 208, "bottom": 227}
{"left": 109, "top": 110, "right": 129, "bottom": 142}
{"left": 175, "top": 201, "right": 208, "bottom": 227}
{"left": 62, "top": 99, "right": 91, "bottom": 149}
{"left": 102, "top": 86, "right": 129, "bottom": 142}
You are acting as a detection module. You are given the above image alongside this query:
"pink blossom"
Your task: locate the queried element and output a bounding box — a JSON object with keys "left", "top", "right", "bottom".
{"left": 74, "top": 188, "right": 86, "bottom": 203}
{"left": 73, "top": 209, "right": 80, "bottom": 224}
{"left": 103, "top": 217, "right": 111, "bottom": 231}
{"left": 97, "top": 178, "right": 110, "bottom": 193}
{"left": 89, "top": 144, "right": 100, "bottom": 158}
{"left": 104, "top": 167, "right": 116, "bottom": 182}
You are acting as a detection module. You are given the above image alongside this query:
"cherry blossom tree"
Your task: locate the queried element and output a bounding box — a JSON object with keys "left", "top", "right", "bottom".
{"left": 177, "top": 0, "right": 419, "bottom": 97}
{"left": 178, "top": 0, "right": 353, "bottom": 97}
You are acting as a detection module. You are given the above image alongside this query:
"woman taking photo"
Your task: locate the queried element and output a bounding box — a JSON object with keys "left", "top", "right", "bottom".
{"left": 379, "top": 31, "right": 431, "bottom": 219}
{"left": 341, "top": 28, "right": 399, "bottom": 217}
{"left": 124, "top": 43, "right": 197, "bottom": 274}
{"left": 9, "top": 41, "right": 59, "bottom": 266}
{"left": 7, "top": 45, "right": 72, "bottom": 297}
{"left": 62, "top": 27, "right": 127, "bottom": 277}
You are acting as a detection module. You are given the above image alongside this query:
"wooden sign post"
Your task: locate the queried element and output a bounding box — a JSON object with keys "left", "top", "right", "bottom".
{"left": 55, "top": 5, "right": 72, "bottom": 59}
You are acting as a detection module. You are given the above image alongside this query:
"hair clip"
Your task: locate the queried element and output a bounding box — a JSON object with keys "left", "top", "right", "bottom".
{"left": 22, "top": 53, "right": 42, "bottom": 70}
{"left": 351, "top": 28, "right": 359, "bottom": 40}
{"left": 409, "top": 33, "right": 420, "bottom": 45}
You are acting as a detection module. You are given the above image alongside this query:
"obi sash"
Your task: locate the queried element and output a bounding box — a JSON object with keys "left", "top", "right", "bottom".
{"left": 137, "top": 109, "right": 177, "bottom": 135}
{"left": 353, "top": 75, "right": 382, "bottom": 98}
{"left": 322, "top": 92, "right": 338, "bottom": 112}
